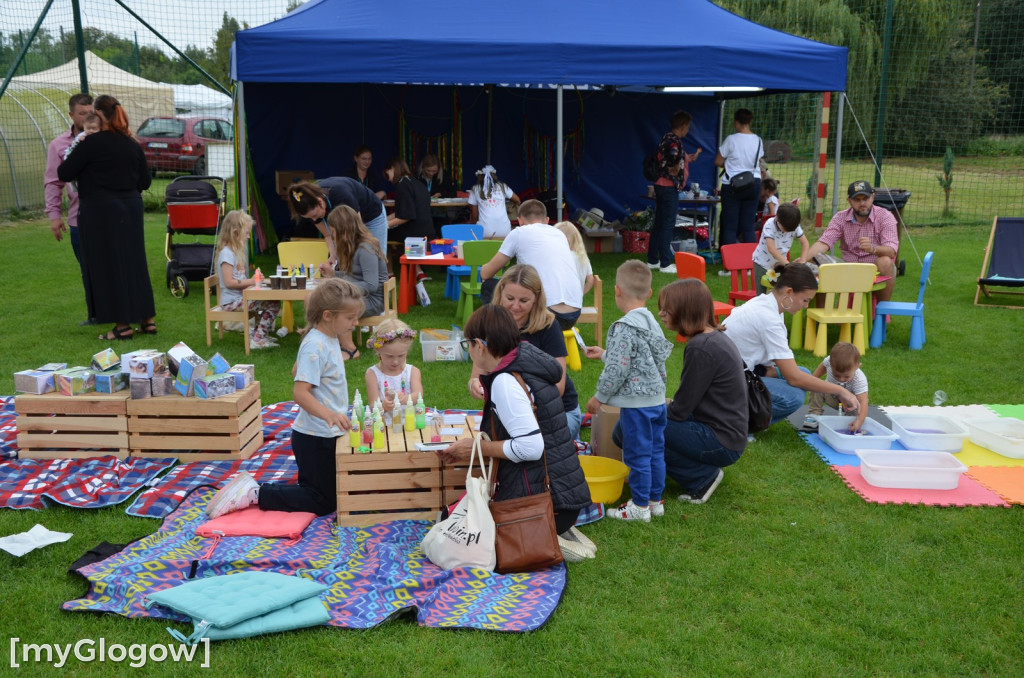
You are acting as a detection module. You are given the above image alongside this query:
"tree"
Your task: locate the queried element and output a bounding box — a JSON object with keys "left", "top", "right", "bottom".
{"left": 937, "top": 146, "right": 954, "bottom": 217}
{"left": 208, "top": 13, "right": 245, "bottom": 88}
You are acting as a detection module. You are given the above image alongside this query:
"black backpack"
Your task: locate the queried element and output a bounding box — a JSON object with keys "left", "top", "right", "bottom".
{"left": 642, "top": 150, "right": 661, "bottom": 182}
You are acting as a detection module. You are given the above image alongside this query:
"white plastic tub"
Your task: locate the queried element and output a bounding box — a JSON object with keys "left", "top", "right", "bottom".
{"left": 419, "top": 330, "right": 466, "bottom": 362}
{"left": 888, "top": 413, "right": 969, "bottom": 452}
{"left": 963, "top": 417, "right": 1024, "bottom": 459}
{"left": 817, "top": 416, "right": 897, "bottom": 453}
{"left": 855, "top": 450, "right": 967, "bottom": 490}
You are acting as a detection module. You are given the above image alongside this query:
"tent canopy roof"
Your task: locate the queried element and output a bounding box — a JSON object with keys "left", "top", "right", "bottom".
{"left": 14, "top": 51, "right": 173, "bottom": 93}
{"left": 234, "top": 0, "right": 847, "bottom": 92}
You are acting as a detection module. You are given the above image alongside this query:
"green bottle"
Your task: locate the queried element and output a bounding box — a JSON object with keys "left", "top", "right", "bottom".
{"left": 414, "top": 393, "right": 426, "bottom": 430}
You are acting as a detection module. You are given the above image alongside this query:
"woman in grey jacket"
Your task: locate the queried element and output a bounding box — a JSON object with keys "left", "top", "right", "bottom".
{"left": 322, "top": 205, "right": 388, "bottom": 360}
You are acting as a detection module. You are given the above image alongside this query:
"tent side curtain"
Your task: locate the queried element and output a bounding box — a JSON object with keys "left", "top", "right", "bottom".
{"left": 234, "top": 0, "right": 847, "bottom": 92}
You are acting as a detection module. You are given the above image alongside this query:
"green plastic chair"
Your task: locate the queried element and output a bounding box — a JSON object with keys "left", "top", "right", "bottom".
{"left": 456, "top": 240, "right": 503, "bottom": 325}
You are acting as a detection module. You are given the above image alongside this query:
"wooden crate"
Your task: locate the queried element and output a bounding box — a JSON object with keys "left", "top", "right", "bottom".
{"left": 15, "top": 392, "right": 131, "bottom": 459}
{"left": 335, "top": 413, "right": 479, "bottom": 526}
{"left": 127, "top": 382, "right": 263, "bottom": 461}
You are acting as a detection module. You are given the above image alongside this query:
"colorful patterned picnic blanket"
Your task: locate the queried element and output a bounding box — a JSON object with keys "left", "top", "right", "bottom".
{"left": 0, "top": 455, "right": 176, "bottom": 510}
{"left": 64, "top": 487, "right": 566, "bottom": 632}
{"left": 0, "top": 396, "right": 18, "bottom": 461}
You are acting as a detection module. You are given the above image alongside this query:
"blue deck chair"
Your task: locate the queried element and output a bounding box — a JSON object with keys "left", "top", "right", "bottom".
{"left": 441, "top": 224, "right": 484, "bottom": 300}
{"left": 975, "top": 216, "right": 1024, "bottom": 309}
{"left": 870, "top": 251, "right": 933, "bottom": 350}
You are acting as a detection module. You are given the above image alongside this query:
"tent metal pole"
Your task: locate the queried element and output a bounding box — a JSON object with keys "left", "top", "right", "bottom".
{"left": 556, "top": 85, "right": 563, "bottom": 219}
{"left": 236, "top": 82, "right": 247, "bottom": 212}
{"left": 0, "top": 0, "right": 56, "bottom": 102}
{"left": 832, "top": 92, "right": 845, "bottom": 215}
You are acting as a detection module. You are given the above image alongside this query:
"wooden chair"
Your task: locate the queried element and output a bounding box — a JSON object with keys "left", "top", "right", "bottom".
{"left": 975, "top": 216, "right": 1024, "bottom": 309}
{"left": 278, "top": 240, "right": 330, "bottom": 330}
{"left": 871, "top": 251, "right": 933, "bottom": 350}
{"left": 804, "top": 263, "right": 877, "bottom": 357}
{"left": 576, "top": 274, "right": 603, "bottom": 347}
{"left": 720, "top": 243, "right": 758, "bottom": 305}
{"left": 204, "top": 275, "right": 249, "bottom": 352}
{"left": 456, "top": 240, "right": 503, "bottom": 325}
{"left": 358, "top": 277, "right": 398, "bottom": 338}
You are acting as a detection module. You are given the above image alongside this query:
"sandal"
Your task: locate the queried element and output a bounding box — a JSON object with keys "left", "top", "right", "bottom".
{"left": 99, "top": 326, "right": 134, "bottom": 341}
{"left": 340, "top": 347, "right": 360, "bottom": 361}
{"left": 138, "top": 322, "right": 158, "bottom": 335}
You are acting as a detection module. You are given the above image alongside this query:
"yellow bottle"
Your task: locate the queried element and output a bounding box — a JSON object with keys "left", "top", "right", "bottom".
{"left": 372, "top": 413, "right": 385, "bottom": 450}
{"left": 404, "top": 401, "right": 415, "bottom": 431}
{"left": 349, "top": 413, "right": 361, "bottom": 448}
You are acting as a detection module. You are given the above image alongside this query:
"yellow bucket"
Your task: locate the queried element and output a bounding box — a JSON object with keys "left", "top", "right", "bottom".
{"left": 578, "top": 455, "right": 629, "bottom": 504}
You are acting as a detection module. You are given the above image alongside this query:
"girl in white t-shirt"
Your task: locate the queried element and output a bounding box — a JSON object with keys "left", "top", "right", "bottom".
{"left": 467, "top": 165, "right": 520, "bottom": 238}
{"left": 760, "top": 177, "right": 780, "bottom": 219}
{"left": 215, "top": 210, "right": 281, "bottom": 349}
{"left": 364, "top": 318, "right": 423, "bottom": 423}
{"left": 555, "top": 221, "right": 595, "bottom": 295}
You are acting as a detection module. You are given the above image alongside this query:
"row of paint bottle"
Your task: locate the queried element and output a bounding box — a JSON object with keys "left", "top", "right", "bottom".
{"left": 348, "top": 389, "right": 427, "bottom": 451}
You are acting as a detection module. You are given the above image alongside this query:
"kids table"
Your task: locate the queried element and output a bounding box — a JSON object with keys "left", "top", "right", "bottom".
{"left": 398, "top": 253, "right": 464, "bottom": 313}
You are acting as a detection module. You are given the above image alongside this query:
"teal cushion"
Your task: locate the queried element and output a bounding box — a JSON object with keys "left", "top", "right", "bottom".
{"left": 203, "top": 596, "right": 330, "bottom": 641}
{"left": 145, "top": 571, "right": 327, "bottom": 643}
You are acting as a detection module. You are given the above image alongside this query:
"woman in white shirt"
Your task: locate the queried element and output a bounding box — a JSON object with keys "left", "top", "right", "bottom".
{"left": 715, "top": 108, "right": 764, "bottom": 246}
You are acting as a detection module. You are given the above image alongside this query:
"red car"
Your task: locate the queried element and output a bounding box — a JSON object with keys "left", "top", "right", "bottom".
{"left": 136, "top": 116, "right": 233, "bottom": 175}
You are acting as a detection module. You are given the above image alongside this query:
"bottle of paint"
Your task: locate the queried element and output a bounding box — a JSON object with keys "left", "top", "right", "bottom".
{"left": 414, "top": 394, "right": 426, "bottom": 430}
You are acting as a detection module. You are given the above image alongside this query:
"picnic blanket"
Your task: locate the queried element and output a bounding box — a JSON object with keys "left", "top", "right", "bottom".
{"left": 64, "top": 487, "right": 567, "bottom": 632}
{"left": 792, "top": 404, "right": 1022, "bottom": 507}
{"left": 1, "top": 396, "right": 18, "bottom": 460}
{"left": 0, "top": 455, "right": 176, "bottom": 510}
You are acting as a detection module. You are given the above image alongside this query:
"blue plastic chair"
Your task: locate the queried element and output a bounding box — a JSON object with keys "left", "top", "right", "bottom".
{"left": 441, "top": 224, "right": 484, "bottom": 300}
{"left": 870, "top": 251, "right": 933, "bottom": 350}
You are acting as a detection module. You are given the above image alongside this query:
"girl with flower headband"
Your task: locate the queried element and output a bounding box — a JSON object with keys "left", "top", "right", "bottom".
{"left": 364, "top": 318, "right": 423, "bottom": 418}
{"left": 467, "top": 165, "right": 520, "bottom": 238}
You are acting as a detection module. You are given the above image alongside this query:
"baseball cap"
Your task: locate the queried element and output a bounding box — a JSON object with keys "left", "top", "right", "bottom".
{"left": 848, "top": 180, "right": 873, "bottom": 198}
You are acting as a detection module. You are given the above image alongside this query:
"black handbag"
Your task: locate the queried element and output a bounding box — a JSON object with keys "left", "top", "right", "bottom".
{"left": 745, "top": 369, "right": 773, "bottom": 433}
{"left": 724, "top": 138, "right": 762, "bottom": 198}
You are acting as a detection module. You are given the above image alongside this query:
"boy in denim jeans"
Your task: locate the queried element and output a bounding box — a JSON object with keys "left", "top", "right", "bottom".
{"left": 585, "top": 260, "right": 674, "bottom": 522}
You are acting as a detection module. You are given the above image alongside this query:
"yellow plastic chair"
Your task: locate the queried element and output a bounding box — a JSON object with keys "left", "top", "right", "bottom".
{"left": 456, "top": 240, "right": 503, "bottom": 325}
{"left": 562, "top": 330, "right": 583, "bottom": 371}
{"left": 576, "top": 275, "right": 604, "bottom": 348}
{"left": 804, "top": 263, "right": 877, "bottom": 357}
{"left": 277, "top": 241, "right": 330, "bottom": 330}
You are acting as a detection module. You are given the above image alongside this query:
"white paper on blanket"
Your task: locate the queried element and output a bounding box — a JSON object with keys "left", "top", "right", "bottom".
{"left": 0, "top": 524, "right": 73, "bottom": 557}
{"left": 441, "top": 427, "right": 464, "bottom": 436}
{"left": 443, "top": 414, "right": 468, "bottom": 425}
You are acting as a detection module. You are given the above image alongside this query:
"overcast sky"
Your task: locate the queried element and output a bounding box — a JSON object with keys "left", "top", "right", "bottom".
{"left": 2, "top": 1, "right": 295, "bottom": 55}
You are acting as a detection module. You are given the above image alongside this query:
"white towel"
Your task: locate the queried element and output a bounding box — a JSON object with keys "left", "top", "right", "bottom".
{"left": 0, "top": 524, "right": 73, "bottom": 557}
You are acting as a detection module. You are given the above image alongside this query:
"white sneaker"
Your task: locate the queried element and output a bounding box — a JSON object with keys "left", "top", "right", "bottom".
{"left": 678, "top": 469, "right": 724, "bottom": 505}
{"left": 563, "top": 526, "right": 597, "bottom": 557}
{"left": 803, "top": 415, "right": 819, "bottom": 431}
{"left": 558, "top": 534, "right": 591, "bottom": 562}
{"left": 605, "top": 499, "right": 651, "bottom": 523}
{"left": 250, "top": 336, "right": 279, "bottom": 349}
{"left": 718, "top": 269, "right": 732, "bottom": 277}
{"left": 649, "top": 499, "right": 665, "bottom": 517}
{"left": 647, "top": 262, "right": 660, "bottom": 269}
{"left": 275, "top": 326, "right": 290, "bottom": 338}
{"left": 206, "top": 471, "right": 259, "bottom": 518}
{"left": 659, "top": 264, "right": 677, "bottom": 274}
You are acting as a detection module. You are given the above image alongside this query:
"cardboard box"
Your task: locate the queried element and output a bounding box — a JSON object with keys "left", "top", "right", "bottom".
{"left": 228, "top": 364, "right": 255, "bottom": 390}
{"left": 175, "top": 354, "right": 207, "bottom": 397}
{"left": 166, "top": 342, "right": 195, "bottom": 375}
{"left": 590, "top": 404, "right": 622, "bottom": 461}
{"left": 14, "top": 369, "right": 55, "bottom": 394}
{"left": 123, "top": 350, "right": 166, "bottom": 379}
{"left": 38, "top": 362, "right": 68, "bottom": 372}
{"left": 55, "top": 367, "right": 95, "bottom": 396}
{"left": 130, "top": 378, "right": 152, "bottom": 399}
{"left": 91, "top": 348, "right": 120, "bottom": 372}
{"left": 93, "top": 369, "right": 128, "bottom": 393}
{"left": 206, "top": 352, "right": 231, "bottom": 375}
{"left": 194, "top": 373, "right": 237, "bottom": 399}
{"left": 275, "top": 170, "right": 314, "bottom": 197}
{"left": 150, "top": 368, "right": 175, "bottom": 397}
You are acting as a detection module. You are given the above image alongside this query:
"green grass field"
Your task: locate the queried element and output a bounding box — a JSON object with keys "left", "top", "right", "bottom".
{"left": 1, "top": 212, "right": 1023, "bottom": 676}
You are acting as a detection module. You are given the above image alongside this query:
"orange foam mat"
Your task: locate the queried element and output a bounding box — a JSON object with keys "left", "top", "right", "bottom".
{"left": 966, "top": 467, "right": 1024, "bottom": 505}
{"left": 832, "top": 465, "right": 1010, "bottom": 507}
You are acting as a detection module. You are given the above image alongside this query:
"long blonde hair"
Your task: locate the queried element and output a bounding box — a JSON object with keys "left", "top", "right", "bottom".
{"left": 217, "top": 210, "right": 252, "bottom": 272}
{"left": 555, "top": 221, "right": 589, "bottom": 276}
{"left": 493, "top": 264, "right": 555, "bottom": 335}
{"left": 325, "top": 205, "right": 383, "bottom": 273}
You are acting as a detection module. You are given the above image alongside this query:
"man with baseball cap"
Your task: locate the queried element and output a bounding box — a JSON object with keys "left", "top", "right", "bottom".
{"left": 804, "top": 180, "right": 898, "bottom": 302}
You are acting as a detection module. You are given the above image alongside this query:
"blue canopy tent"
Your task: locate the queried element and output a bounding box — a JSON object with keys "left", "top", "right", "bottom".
{"left": 233, "top": 0, "right": 847, "bottom": 238}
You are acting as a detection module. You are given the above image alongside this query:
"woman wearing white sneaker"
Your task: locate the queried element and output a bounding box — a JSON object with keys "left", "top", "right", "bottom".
{"left": 440, "top": 305, "right": 594, "bottom": 561}
{"left": 650, "top": 279, "right": 748, "bottom": 504}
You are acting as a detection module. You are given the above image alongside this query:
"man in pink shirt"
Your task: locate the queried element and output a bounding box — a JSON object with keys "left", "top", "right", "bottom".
{"left": 805, "top": 180, "right": 898, "bottom": 302}
{"left": 45, "top": 93, "right": 95, "bottom": 325}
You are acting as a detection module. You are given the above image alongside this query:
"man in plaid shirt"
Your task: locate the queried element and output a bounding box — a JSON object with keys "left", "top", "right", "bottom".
{"left": 805, "top": 180, "right": 898, "bottom": 302}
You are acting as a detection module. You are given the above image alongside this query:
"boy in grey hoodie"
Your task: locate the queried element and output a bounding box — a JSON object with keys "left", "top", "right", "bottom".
{"left": 585, "top": 260, "right": 674, "bottom": 522}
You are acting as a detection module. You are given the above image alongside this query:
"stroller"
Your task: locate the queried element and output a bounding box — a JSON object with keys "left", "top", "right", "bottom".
{"left": 164, "top": 175, "right": 226, "bottom": 298}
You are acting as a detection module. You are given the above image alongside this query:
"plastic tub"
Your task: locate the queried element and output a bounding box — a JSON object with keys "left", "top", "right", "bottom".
{"left": 963, "top": 418, "right": 1024, "bottom": 459}
{"left": 817, "top": 416, "right": 896, "bottom": 453}
{"left": 419, "top": 330, "right": 466, "bottom": 362}
{"left": 888, "top": 413, "right": 969, "bottom": 452}
{"left": 578, "top": 456, "right": 629, "bottom": 504}
{"left": 855, "top": 450, "right": 967, "bottom": 490}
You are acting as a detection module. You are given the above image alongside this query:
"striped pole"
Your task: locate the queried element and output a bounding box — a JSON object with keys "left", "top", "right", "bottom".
{"left": 815, "top": 92, "right": 831, "bottom": 230}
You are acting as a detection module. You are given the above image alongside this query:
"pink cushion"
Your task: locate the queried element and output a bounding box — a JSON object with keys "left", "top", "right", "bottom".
{"left": 197, "top": 507, "right": 316, "bottom": 539}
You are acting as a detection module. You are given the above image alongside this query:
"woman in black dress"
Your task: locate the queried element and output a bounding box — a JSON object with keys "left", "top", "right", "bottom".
{"left": 58, "top": 94, "right": 155, "bottom": 340}
{"left": 383, "top": 158, "right": 434, "bottom": 271}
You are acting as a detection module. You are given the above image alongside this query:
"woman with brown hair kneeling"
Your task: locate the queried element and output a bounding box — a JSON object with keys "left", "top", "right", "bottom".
{"left": 440, "top": 305, "right": 593, "bottom": 558}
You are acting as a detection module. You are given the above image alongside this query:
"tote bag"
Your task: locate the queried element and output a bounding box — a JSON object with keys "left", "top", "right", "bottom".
{"left": 746, "top": 369, "right": 773, "bottom": 433}
{"left": 421, "top": 435, "right": 496, "bottom": 571}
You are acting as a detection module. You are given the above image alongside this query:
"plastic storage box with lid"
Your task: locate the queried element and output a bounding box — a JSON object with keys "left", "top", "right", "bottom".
{"left": 817, "top": 416, "right": 897, "bottom": 453}
{"left": 963, "top": 417, "right": 1024, "bottom": 458}
{"left": 855, "top": 450, "right": 967, "bottom": 490}
{"left": 419, "top": 329, "right": 467, "bottom": 362}
{"left": 888, "top": 413, "right": 969, "bottom": 452}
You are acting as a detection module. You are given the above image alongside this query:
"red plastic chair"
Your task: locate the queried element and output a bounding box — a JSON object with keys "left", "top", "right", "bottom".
{"left": 720, "top": 243, "right": 758, "bottom": 305}
{"left": 673, "top": 252, "right": 735, "bottom": 342}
